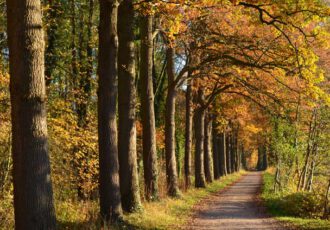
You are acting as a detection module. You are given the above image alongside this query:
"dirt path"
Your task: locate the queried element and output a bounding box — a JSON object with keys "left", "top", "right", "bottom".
{"left": 188, "top": 171, "right": 285, "bottom": 230}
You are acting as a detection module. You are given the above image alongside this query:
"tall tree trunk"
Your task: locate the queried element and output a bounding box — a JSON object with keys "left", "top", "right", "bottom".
{"left": 6, "top": 0, "right": 56, "bottom": 228}
{"left": 204, "top": 112, "right": 213, "bottom": 183}
{"left": 257, "top": 145, "right": 263, "bottom": 171}
{"left": 194, "top": 89, "right": 206, "bottom": 188}
{"left": 226, "top": 133, "right": 232, "bottom": 174}
{"left": 118, "top": 0, "right": 141, "bottom": 212}
{"left": 140, "top": 12, "right": 159, "bottom": 201}
{"left": 234, "top": 129, "right": 240, "bottom": 172}
{"left": 230, "top": 132, "right": 236, "bottom": 172}
{"left": 212, "top": 124, "right": 220, "bottom": 180}
{"left": 184, "top": 82, "right": 193, "bottom": 188}
{"left": 219, "top": 132, "right": 227, "bottom": 176}
{"left": 98, "top": 0, "right": 122, "bottom": 221}
{"left": 241, "top": 144, "right": 247, "bottom": 170}
{"left": 262, "top": 146, "right": 268, "bottom": 170}
{"left": 165, "top": 47, "right": 180, "bottom": 197}
{"left": 298, "top": 110, "right": 316, "bottom": 191}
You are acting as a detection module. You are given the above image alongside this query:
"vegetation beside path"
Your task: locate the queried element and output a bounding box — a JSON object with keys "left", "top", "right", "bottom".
{"left": 55, "top": 172, "right": 243, "bottom": 229}
{"left": 262, "top": 171, "right": 330, "bottom": 230}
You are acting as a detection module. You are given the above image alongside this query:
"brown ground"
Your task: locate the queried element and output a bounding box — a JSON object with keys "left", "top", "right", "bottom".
{"left": 187, "top": 171, "right": 285, "bottom": 230}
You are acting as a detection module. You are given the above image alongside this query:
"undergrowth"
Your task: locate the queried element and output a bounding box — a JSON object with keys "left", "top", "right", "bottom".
{"left": 262, "top": 171, "right": 330, "bottom": 230}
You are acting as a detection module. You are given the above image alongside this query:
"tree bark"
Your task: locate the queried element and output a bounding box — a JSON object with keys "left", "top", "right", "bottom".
{"left": 165, "top": 47, "right": 180, "bottom": 197}
{"left": 212, "top": 124, "right": 220, "bottom": 180}
{"left": 140, "top": 12, "right": 159, "bottom": 201}
{"left": 194, "top": 89, "right": 206, "bottom": 188}
{"left": 98, "top": 0, "right": 122, "bottom": 221}
{"left": 219, "top": 132, "right": 227, "bottom": 176}
{"left": 118, "top": 0, "right": 141, "bottom": 212}
{"left": 6, "top": 0, "right": 56, "bottom": 228}
{"left": 204, "top": 112, "right": 213, "bottom": 183}
{"left": 184, "top": 82, "right": 193, "bottom": 188}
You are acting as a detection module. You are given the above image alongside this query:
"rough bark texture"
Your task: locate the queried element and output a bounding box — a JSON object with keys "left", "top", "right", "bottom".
{"left": 140, "top": 13, "right": 159, "bottom": 201}
{"left": 219, "top": 132, "right": 227, "bottom": 176}
{"left": 204, "top": 113, "right": 213, "bottom": 183}
{"left": 165, "top": 47, "right": 180, "bottom": 197}
{"left": 6, "top": 0, "right": 57, "bottom": 228}
{"left": 194, "top": 90, "right": 206, "bottom": 188}
{"left": 212, "top": 125, "right": 220, "bottom": 180}
{"left": 98, "top": 0, "right": 122, "bottom": 220}
{"left": 118, "top": 0, "right": 141, "bottom": 211}
{"left": 184, "top": 83, "right": 193, "bottom": 188}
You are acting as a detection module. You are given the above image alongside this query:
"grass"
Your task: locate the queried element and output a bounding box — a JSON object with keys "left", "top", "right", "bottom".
{"left": 261, "top": 171, "right": 330, "bottom": 230}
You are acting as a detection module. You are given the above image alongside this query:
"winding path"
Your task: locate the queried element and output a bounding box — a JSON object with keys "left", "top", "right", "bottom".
{"left": 188, "top": 172, "right": 285, "bottom": 230}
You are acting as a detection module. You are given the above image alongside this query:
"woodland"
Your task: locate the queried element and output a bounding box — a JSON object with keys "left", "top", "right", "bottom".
{"left": 0, "top": 0, "right": 330, "bottom": 229}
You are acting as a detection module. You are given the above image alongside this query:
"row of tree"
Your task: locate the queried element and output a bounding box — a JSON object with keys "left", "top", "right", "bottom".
{"left": 4, "top": 0, "right": 329, "bottom": 228}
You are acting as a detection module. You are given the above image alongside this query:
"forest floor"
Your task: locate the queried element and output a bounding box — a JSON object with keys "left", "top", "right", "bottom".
{"left": 188, "top": 171, "right": 285, "bottom": 230}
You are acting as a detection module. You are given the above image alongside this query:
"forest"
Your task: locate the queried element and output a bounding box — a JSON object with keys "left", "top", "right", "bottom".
{"left": 0, "top": 0, "right": 330, "bottom": 229}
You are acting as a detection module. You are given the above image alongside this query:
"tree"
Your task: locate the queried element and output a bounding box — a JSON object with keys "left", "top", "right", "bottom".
{"left": 165, "top": 46, "right": 180, "bottom": 196}
{"left": 194, "top": 88, "right": 207, "bottom": 187}
{"left": 6, "top": 0, "right": 56, "bottom": 228}
{"left": 139, "top": 3, "right": 159, "bottom": 201}
{"left": 204, "top": 111, "right": 213, "bottom": 183}
{"left": 184, "top": 81, "right": 193, "bottom": 188}
{"left": 219, "top": 132, "right": 227, "bottom": 176}
{"left": 98, "top": 0, "right": 122, "bottom": 221}
{"left": 118, "top": 0, "right": 141, "bottom": 212}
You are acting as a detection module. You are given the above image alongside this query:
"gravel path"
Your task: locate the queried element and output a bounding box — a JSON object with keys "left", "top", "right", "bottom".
{"left": 188, "top": 171, "right": 285, "bottom": 230}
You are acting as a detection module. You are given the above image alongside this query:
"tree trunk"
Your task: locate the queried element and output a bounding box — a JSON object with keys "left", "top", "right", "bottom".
{"left": 232, "top": 130, "right": 238, "bottom": 172}
{"left": 140, "top": 12, "right": 159, "bottom": 201}
{"left": 184, "top": 83, "right": 193, "bottom": 188}
{"left": 226, "top": 133, "right": 232, "bottom": 174}
{"left": 6, "top": 0, "right": 56, "bottom": 228}
{"left": 262, "top": 146, "right": 268, "bottom": 170}
{"left": 241, "top": 144, "right": 247, "bottom": 170}
{"left": 219, "top": 132, "right": 227, "bottom": 176}
{"left": 257, "top": 145, "right": 263, "bottom": 171}
{"left": 118, "top": 0, "right": 141, "bottom": 212}
{"left": 165, "top": 47, "right": 180, "bottom": 197}
{"left": 230, "top": 133, "right": 236, "bottom": 172}
{"left": 98, "top": 0, "right": 122, "bottom": 221}
{"left": 298, "top": 110, "right": 316, "bottom": 191}
{"left": 204, "top": 112, "right": 213, "bottom": 183}
{"left": 194, "top": 90, "right": 206, "bottom": 188}
{"left": 212, "top": 124, "right": 220, "bottom": 180}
